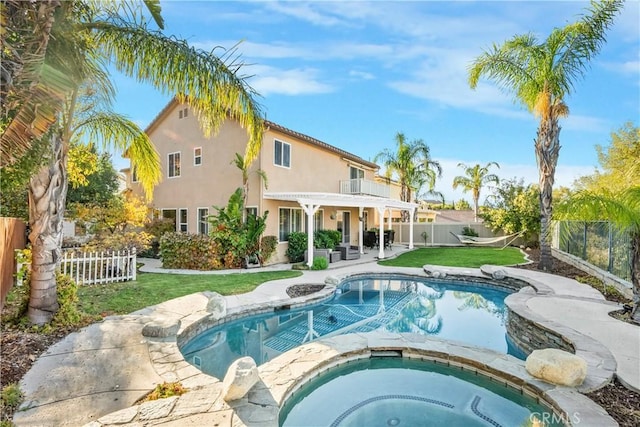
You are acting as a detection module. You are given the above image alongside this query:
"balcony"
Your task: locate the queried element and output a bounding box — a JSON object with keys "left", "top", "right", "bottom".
{"left": 339, "top": 179, "right": 390, "bottom": 198}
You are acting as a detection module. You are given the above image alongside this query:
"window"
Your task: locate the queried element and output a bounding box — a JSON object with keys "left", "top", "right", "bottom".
{"left": 179, "top": 108, "right": 188, "bottom": 119}
{"left": 314, "top": 209, "right": 324, "bottom": 231}
{"left": 198, "top": 208, "right": 209, "bottom": 235}
{"left": 274, "top": 140, "right": 291, "bottom": 168}
{"left": 168, "top": 152, "right": 181, "bottom": 178}
{"left": 179, "top": 208, "right": 188, "bottom": 232}
{"left": 131, "top": 165, "right": 138, "bottom": 183}
{"left": 246, "top": 206, "right": 258, "bottom": 219}
{"left": 350, "top": 166, "right": 364, "bottom": 180}
{"left": 194, "top": 147, "right": 202, "bottom": 166}
{"left": 162, "top": 209, "right": 177, "bottom": 231}
{"left": 279, "top": 207, "right": 303, "bottom": 241}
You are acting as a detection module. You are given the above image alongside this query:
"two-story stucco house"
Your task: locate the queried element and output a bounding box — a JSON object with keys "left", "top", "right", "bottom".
{"left": 125, "top": 98, "right": 417, "bottom": 265}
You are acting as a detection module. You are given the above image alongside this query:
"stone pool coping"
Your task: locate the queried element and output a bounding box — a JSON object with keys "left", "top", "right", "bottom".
{"left": 82, "top": 265, "right": 620, "bottom": 426}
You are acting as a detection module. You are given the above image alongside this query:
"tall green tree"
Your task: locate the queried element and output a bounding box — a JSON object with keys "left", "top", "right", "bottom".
{"left": 452, "top": 162, "right": 500, "bottom": 221}
{"left": 1, "top": 1, "right": 264, "bottom": 324}
{"left": 67, "top": 147, "right": 120, "bottom": 206}
{"left": 482, "top": 178, "right": 540, "bottom": 246}
{"left": 574, "top": 122, "right": 640, "bottom": 192}
{"left": 468, "top": 0, "right": 622, "bottom": 271}
{"left": 374, "top": 132, "right": 442, "bottom": 221}
{"left": 555, "top": 187, "right": 640, "bottom": 323}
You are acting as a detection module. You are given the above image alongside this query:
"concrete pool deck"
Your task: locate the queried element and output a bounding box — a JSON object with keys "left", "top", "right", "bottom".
{"left": 13, "top": 248, "right": 639, "bottom": 426}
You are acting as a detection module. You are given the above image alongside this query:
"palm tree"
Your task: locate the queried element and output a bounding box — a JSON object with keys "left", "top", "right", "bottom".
{"left": 468, "top": 0, "right": 622, "bottom": 271}
{"left": 555, "top": 187, "right": 640, "bottom": 323}
{"left": 232, "top": 153, "right": 268, "bottom": 213}
{"left": 2, "top": 1, "right": 264, "bottom": 324}
{"left": 374, "top": 132, "right": 442, "bottom": 222}
{"left": 452, "top": 162, "right": 500, "bottom": 222}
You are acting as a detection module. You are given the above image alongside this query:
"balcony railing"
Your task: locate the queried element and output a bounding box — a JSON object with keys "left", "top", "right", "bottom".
{"left": 339, "top": 179, "right": 390, "bottom": 198}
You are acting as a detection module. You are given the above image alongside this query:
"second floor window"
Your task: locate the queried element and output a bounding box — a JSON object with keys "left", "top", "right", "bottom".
{"left": 168, "top": 152, "right": 181, "bottom": 178}
{"left": 350, "top": 166, "right": 364, "bottom": 180}
{"left": 274, "top": 140, "right": 291, "bottom": 168}
{"left": 194, "top": 147, "right": 202, "bottom": 166}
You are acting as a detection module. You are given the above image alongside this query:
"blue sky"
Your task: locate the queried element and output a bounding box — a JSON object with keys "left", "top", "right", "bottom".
{"left": 112, "top": 1, "right": 639, "bottom": 203}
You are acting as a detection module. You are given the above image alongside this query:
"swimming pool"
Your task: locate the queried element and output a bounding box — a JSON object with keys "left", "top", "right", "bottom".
{"left": 280, "top": 357, "right": 565, "bottom": 427}
{"left": 180, "top": 275, "right": 525, "bottom": 378}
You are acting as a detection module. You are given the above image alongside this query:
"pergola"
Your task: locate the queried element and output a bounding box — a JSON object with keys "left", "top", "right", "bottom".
{"left": 263, "top": 192, "right": 418, "bottom": 266}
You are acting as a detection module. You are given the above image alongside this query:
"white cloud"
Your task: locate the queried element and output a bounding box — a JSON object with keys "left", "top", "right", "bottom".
{"left": 247, "top": 66, "right": 333, "bottom": 96}
{"left": 349, "top": 70, "right": 375, "bottom": 80}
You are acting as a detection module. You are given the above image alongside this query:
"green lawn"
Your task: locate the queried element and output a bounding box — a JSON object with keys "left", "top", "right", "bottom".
{"left": 78, "top": 270, "right": 302, "bottom": 316}
{"left": 378, "top": 247, "right": 526, "bottom": 268}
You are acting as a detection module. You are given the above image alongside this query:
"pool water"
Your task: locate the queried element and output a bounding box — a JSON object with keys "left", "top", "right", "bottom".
{"left": 181, "top": 276, "right": 525, "bottom": 379}
{"left": 280, "top": 357, "right": 565, "bottom": 427}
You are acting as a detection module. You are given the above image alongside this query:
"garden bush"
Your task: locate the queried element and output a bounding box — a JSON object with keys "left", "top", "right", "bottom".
{"left": 311, "top": 257, "right": 328, "bottom": 270}
{"left": 286, "top": 232, "right": 307, "bottom": 263}
{"left": 159, "top": 232, "right": 223, "bottom": 270}
{"left": 140, "top": 218, "right": 176, "bottom": 258}
{"left": 314, "top": 229, "right": 341, "bottom": 249}
{"left": 260, "top": 235, "right": 278, "bottom": 263}
{"left": 461, "top": 226, "right": 479, "bottom": 237}
{"left": 83, "top": 231, "right": 153, "bottom": 254}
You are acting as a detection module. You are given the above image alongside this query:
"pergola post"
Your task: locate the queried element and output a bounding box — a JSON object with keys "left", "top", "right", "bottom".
{"left": 408, "top": 207, "right": 415, "bottom": 249}
{"left": 300, "top": 202, "right": 321, "bottom": 267}
{"left": 387, "top": 208, "right": 392, "bottom": 230}
{"left": 377, "top": 206, "right": 386, "bottom": 259}
{"left": 358, "top": 207, "right": 364, "bottom": 254}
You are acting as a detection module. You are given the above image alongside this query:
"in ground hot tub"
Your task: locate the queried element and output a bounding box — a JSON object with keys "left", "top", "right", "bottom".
{"left": 280, "top": 357, "right": 565, "bottom": 427}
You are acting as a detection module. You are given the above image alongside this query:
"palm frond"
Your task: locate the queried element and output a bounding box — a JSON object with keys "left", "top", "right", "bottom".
{"left": 74, "top": 111, "right": 160, "bottom": 198}
{"left": 93, "top": 21, "right": 264, "bottom": 163}
{"left": 0, "top": 0, "right": 77, "bottom": 166}
{"left": 554, "top": 187, "right": 640, "bottom": 233}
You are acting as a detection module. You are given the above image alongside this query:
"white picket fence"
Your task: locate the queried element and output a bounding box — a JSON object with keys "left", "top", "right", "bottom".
{"left": 60, "top": 248, "right": 137, "bottom": 285}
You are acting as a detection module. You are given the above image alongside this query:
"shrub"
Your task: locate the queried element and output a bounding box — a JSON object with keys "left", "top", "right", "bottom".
{"left": 159, "top": 232, "right": 223, "bottom": 270}
{"left": 142, "top": 382, "right": 187, "bottom": 402}
{"left": 53, "top": 273, "right": 82, "bottom": 327}
{"left": 140, "top": 218, "right": 176, "bottom": 258}
{"left": 1, "top": 383, "right": 23, "bottom": 419}
{"left": 461, "top": 226, "right": 479, "bottom": 237}
{"left": 83, "top": 231, "right": 153, "bottom": 254}
{"left": 286, "top": 232, "right": 308, "bottom": 263}
{"left": 314, "top": 229, "right": 341, "bottom": 249}
{"left": 311, "top": 257, "right": 328, "bottom": 270}
{"left": 260, "top": 235, "right": 278, "bottom": 263}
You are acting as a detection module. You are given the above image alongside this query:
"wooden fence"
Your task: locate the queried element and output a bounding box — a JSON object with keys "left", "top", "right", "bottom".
{"left": 59, "top": 249, "right": 137, "bottom": 285}
{"left": 1, "top": 218, "right": 26, "bottom": 309}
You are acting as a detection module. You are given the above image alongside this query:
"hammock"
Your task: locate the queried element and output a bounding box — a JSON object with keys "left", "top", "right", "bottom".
{"left": 449, "top": 231, "right": 523, "bottom": 249}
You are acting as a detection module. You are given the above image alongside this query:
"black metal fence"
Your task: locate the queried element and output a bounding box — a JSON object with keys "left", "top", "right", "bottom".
{"left": 553, "top": 220, "right": 632, "bottom": 282}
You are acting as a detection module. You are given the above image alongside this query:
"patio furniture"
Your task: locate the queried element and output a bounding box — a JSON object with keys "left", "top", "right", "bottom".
{"left": 304, "top": 248, "right": 331, "bottom": 264}
{"left": 364, "top": 231, "right": 377, "bottom": 249}
{"left": 329, "top": 250, "right": 342, "bottom": 263}
{"left": 383, "top": 230, "right": 395, "bottom": 250}
{"left": 337, "top": 243, "right": 360, "bottom": 260}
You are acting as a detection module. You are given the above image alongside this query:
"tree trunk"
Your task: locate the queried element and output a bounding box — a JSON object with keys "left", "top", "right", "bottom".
{"left": 473, "top": 197, "right": 479, "bottom": 222}
{"left": 534, "top": 117, "right": 561, "bottom": 271}
{"left": 630, "top": 232, "right": 640, "bottom": 324}
{"left": 27, "top": 132, "right": 68, "bottom": 325}
{"left": 400, "top": 185, "right": 410, "bottom": 222}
